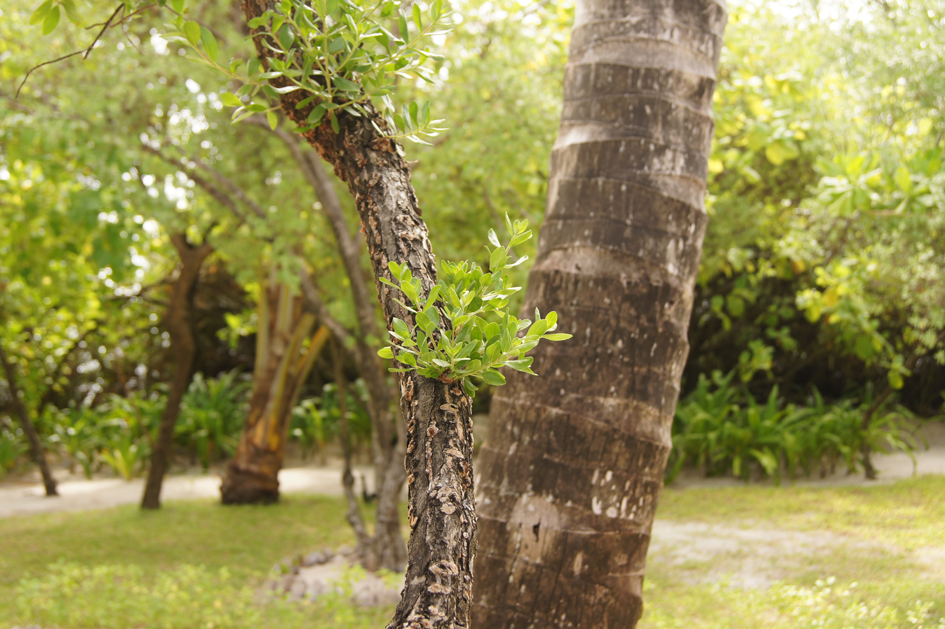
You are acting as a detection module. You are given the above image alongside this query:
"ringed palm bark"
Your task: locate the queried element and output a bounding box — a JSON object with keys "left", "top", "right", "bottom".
{"left": 472, "top": 0, "right": 727, "bottom": 626}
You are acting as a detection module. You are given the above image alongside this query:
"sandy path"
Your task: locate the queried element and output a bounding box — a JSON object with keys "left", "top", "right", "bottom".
{"left": 2, "top": 423, "right": 943, "bottom": 518}
{"left": 0, "top": 464, "right": 375, "bottom": 518}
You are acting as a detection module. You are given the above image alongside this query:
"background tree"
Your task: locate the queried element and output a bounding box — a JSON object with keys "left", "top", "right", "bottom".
{"left": 472, "top": 0, "right": 727, "bottom": 626}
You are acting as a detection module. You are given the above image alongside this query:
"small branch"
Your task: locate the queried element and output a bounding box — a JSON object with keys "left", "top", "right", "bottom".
{"left": 16, "top": 3, "right": 124, "bottom": 99}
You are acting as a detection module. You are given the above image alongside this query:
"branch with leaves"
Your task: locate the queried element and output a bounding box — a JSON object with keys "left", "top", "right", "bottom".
{"left": 378, "top": 216, "right": 571, "bottom": 397}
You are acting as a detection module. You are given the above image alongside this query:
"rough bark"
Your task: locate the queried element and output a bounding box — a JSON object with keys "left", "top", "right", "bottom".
{"left": 221, "top": 278, "right": 329, "bottom": 504}
{"left": 0, "top": 344, "right": 58, "bottom": 496}
{"left": 240, "top": 2, "right": 478, "bottom": 624}
{"left": 471, "top": 0, "right": 727, "bottom": 627}
{"left": 141, "top": 233, "right": 213, "bottom": 510}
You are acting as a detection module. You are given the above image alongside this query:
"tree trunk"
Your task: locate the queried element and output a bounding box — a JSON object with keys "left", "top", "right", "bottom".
{"left": 471, "top": 0, "right": 727, "bottom": 626}
{"left": 141, "top": 233, "right": 213, "bottom": 510}
{"left": 0, "top": 344, "right": 58, "bottom": 496}
{"left": 240, "top": 3, "right": 478, "bottom": 624}
{"left": 221, "top": 275, "right": 329, "bottom": 504}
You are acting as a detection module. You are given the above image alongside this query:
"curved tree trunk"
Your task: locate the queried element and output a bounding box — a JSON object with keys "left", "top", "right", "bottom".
{"left": 141, "top": 233, "right": 213, "bottom": 510}
{"left": 241, "top": 2, "right": 478, "bottom": 624}
{"left": 221, "top": 276, "right": 329, "bottom": 504}
{"left": 472, "top": 0, "right": 727, "bottom": 626}
{"left": 0, "top": 344, "right": 58, "bottom": 496}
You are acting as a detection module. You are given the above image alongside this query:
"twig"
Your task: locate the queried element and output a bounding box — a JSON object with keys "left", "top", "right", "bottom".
{"left": 15, "top": 3, "right": 124, "bottom": 99}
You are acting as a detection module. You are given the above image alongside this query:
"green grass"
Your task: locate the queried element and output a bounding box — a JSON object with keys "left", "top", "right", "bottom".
{"left": 1, "top": 478, "right": 944, "bottom": 628}
{"left": 658, "top": 475, "right": 945, "bottom": 551}
{"left": 0, "top": 494, "right": 394, "bottom": 628}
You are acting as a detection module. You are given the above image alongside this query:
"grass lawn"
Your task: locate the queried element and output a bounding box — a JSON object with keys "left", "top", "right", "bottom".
{"left": 1, "top": 476, "right": 943, "bottom": 628}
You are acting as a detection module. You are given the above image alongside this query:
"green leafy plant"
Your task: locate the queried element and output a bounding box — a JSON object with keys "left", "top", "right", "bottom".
{"left": 176, "top": 370, "right": 250, "bottom": 471}
{"left": 49, "top": 405, "right": 100, "bottom": 479}
{"left": 99, "top": 435, "right": 144, "bottom": 481}
{"left": 669, "top": 372, "right": 925, "bottom": 484}
{"left": 0, "top": 425, "right": 28, "bottom": 480}
{"left": 159, "top": 0, "right": 449, "bottom": 144}
{"left": 377, "top": 216, "right": 571, "bottom": 397}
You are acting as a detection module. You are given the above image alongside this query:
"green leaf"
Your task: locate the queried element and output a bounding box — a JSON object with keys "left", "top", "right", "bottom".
{"left": 332, "top": 76, "right": 360, "bottom": 92}
{"left": 398, "top": 12, "right": 409, "bottom": 38}
{"left": 542, "top": 333, "right": 572, "bottom": 341}
{"left": 220, "top": 92, "right": 243, "bottom": 107}
{"left": 888, "top": 370, "right": 904, "bottom": 390}
{"left": 509, "top": 231, "right": 532, "bottom": 248}
{"left": 30, "top": 0, "right": 52, "bottom": 26}
{"left": 377, "top": 347, "right": 394, "bottom": 359}
{"left": 61, "top": 0, "right": 81, "bottom": 25}
{"left": 487, "top": 229, "right": 501, "bottom": 248}
{"left": 200, "top": 26, "right": 218, "bottom": 62}
{"left": 481, "top": 369, "right": 506, "bottom": 386}
{"left": 489, "top": 247, "right": 507, "bottom": 272}
{"left": 42, "top": 5, "right": 60, "bottom": 34}
{"left": 183, "top": 20, "right": 201, "bottom": 45}
{"left": 412, "top": 3, "right": 423, "bottom": 30}
{"left": 327, "top": 0, "right": 340, "bottom": 14}
{"left": 171, "top": 0, "right": 185, "bottom": 12}
{"left": 266, "top": 110, "right": 278, "bottom": 130}
{"left": 893, "top": 165, "right": 912, "bottom": 193}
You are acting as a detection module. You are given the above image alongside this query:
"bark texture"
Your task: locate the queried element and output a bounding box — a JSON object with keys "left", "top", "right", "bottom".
{"left": 240, "top": 2, "right": 478, "bottom": 624}
{"left": 141, "top": 234, "right": 213, "bottom": 510}
{"left": 472, "top": 0, "right": 727, "bottom": 626}
{"left": 221, "top": 278, "right": 329, "bottom": 504}
{"left": 0, "top": 344, "right": 58, "bottom": 496}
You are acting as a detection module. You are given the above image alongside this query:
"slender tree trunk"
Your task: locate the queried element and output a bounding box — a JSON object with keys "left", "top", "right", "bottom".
{"left": 141, "top": 233, "right": 213, "bottom": 510}
{"left": 0, "top": 344, "right": 58, "bottom": 496}
{"left": 268, "top": 124, "right": 407, "bottom": 571}
{"left": 472, "top": 1, "right": 727, "bottom": 626}
{"left": 221, "top": 276, "right": 329, "bottom": 504}
{"left": 241, "top": 3, "right": 477, "bottom": 624}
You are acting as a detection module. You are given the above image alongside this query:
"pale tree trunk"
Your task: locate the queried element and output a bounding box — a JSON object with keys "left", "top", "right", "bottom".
{"left": 241, "top": 2, "right": 478, "bottom": 624}
{"left": 141, "top": 233, "right": 213, "bottom": 510}
{"left": 0, "top": 344, "right": 58, "bottom": 496}
{"left": 472, "top": 0, "right": 727, "bottom": 626}
{"left": 221, "top": 274, "right": 329, "bottom": 504}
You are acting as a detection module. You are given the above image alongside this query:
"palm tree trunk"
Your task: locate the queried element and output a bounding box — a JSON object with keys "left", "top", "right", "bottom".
{"left": 141, "top": 233, "right": 213, "bottom": 510}
{"left": 471, "top": 0, "right": 727, "bottom": 626}
{"left": 221, "top": 275, "right": 329, "bottom": 504}
{"left": 0, "top": 344, "right": 58, "bottom": 496}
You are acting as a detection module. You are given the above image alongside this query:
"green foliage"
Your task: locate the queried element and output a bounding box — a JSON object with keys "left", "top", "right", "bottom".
{"left": 159, "top": 0, "right": 449, "bottom": 143}
{"left": 377, "top": 217, "right": 570, "bottom": 397}
{"left": 0, "top": 424, "right": 28, "bottom": 479}
{"left": 291, "top": 379, "right": 372, "bottom": 459}
{"left": 668, "top": 372, "right": 924, "bottom": 484}
{"left": 176, "top": 370, "right": 250, "bottom": 470}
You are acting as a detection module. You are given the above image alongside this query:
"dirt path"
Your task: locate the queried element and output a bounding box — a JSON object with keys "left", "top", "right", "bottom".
{"left": 2, "top": 423, "right": 943, "bottom": 518}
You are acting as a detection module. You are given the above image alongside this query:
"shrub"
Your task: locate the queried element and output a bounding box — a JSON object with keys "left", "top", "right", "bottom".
{"left": 668, "top": 371, "right": 924, "bottom": 483}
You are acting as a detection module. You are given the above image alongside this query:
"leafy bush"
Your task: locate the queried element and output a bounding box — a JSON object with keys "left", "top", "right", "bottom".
{"left": 290, "top": 380, "right": 373, "bottom": 460}
{"left": 176, "top": 370, "right": 250, "bottom": 470}
{"left": 668, "top": 371, "right": 924, "bottom": 483}
{"left": 0, "top": 423, "right": 28, "bottom": 479}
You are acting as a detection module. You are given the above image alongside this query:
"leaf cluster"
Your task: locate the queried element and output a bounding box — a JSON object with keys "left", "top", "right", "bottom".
{"left": 377, "top": 216, "right": 570, "bottom": 397}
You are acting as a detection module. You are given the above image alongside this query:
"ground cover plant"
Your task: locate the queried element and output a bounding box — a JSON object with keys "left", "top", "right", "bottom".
{"left": 0, "top": 478, "right": 943, "bottom": 628}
